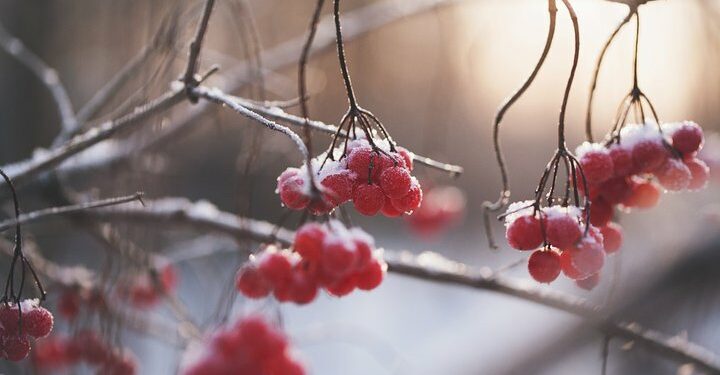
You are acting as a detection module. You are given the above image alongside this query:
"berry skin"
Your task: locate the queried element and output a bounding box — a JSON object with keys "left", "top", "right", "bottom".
{"left": 391, "top": 182, "right": 423, "bottom": 213}
{"left": 356, "top": 260, "right": 385, "bottom": 291}
{"left": 353, "top": 184, "right": 385, "bottom": 216}
{"left": 321, "top": 172, "right": 353, "bottom": 205}
{"left": 545, "top": 214, "right": 582, "bottom": 249}
{"left": 4, "top": 334, "right": 31, "bottom": 361}
{"left": 632, "top": 139, "right": 668, "bottom": 173}
{"left": 288, "top": 269, "right": 318, "bottom": 305}
{"left": 569, "top": 239, "right": 605, "bottom": 278}
{"left": 600, "top": 223, "right": 623, "bottom": 254}
{"left": 672, "top": 122, "right": 704, "bottom": 154}
{"left": 321, "top": 240, "right": 358, "bottom": 277}
{"left": 560, "top": 250, "right": 584, "bottom": 280}
{"left": 527, "top": 250, "right": 561, "bottom": 284}
{"left": 381, "top": 196, "right": 403, "bottom": 217}
{"left": 23, "top": 307, "right": 54, "bottom": 338}
{"left": 278, "top": 175, "right": 309, "bottom": 210}
{"left": 326, "top": 275, "right": 358, "bottom": 297}
{"left": 599, "top": 177, "right": 632, "bottom": 204}
{"left": 609, "top": 146, "right": 635, "bottom": 177}
{"left": 347, "top": 147, "right": 377, "bottom": 181}
{"left": 576, "top": 273, "right": 601, "bottom": 290}
{"left": 397, "top": 147, "right": 414, "bottom": 171}
{"left": 685, "top": 157, "right": 710, "bottom": 191}
{"left": 0, "top": 304, "right": 20, "bottom": 334}
{"left": 505, "top": 214, "right": 543, "bottom": 250}
{"left": 294, "top": 223, "right": 325, "bottom": 261}
{"left": 379, "top": 167, "right": 412, "bottom": 199}
{"left": 258, "top": 253, "right": 293, "bottom": 287}
{"left": 589, "top": 198, "right": 613, "bottom": 227}
{"left": 236, "top": 265, "right": 272, "bottom": 299}
{"left": 655, "top": 158, "right": 691, "bottom": 192}
{"left": 353, "top": 238, "right": 373, "bottom": 270}
{"left": 622, "top": 180, "right": 660, "bottom": 209}
{"left": 579, "top": 149, "right": 614, "bottom": 184}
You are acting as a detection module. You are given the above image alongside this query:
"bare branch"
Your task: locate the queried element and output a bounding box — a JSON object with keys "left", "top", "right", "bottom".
{"left": 183, "top": 0, "right": 216, "bottom": 99}
{"left": 85, "top": 198, "right": 720, "bottom": 374}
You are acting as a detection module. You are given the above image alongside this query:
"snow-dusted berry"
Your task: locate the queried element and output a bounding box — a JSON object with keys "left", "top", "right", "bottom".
{"left": 23, "top": 306, "right": 54, "bottom": 338}
{"left": 568, "top": 238, "right": 605, "bottom": 279}
{"left": 236, "top": 265, "right": 272, "bottom": 299}
{"left": 391, "top": 180, "right": 422, "bottom": 213}
{"left": 293, "top": 223, "right": 325, "bottom": 260}
{"left": 528, "top": 250, "right": 561, "bottom": 283}
{"left": 576, "top": 273, "right": 601, "bottom": 291}
{"left": 353, "top": 184, "right": 385, "bottom": 216}
{"left": 685, "top": 157, "right": 710, "bottom": 191}
{"left": 577, "top": 143, "right": 614, "bottom": 184}
{"left": 321, "top": 171, "right": 353, "bottom": 205}
{"left": 671, "top": 121, "right": 704, "bottom": 154}
{"left": 505, "top": 214, "right": 543, "bottom": 251}
{"left": 609, "top": 146, "right": 634, "bottom": 177}
{"left": 600, "top": 223, "right": 623, "bottom": 254}
{"left": 655, "top": 158, "right": 691, "bottom": 192}
{"left": 545, "top": 213, "right": 581, "bottom": 249}
{"left": 632, "top": 139, "right": 667, "bottom": 173}
{"left": 379, "top": 166, "right": 412, "bottom": 199}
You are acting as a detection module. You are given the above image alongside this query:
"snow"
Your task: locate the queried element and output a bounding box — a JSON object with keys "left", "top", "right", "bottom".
{"left": 574, "top": 142, "right": 607, "bottom": 159}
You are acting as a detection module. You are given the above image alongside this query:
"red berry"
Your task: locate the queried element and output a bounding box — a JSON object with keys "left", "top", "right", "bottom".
{"left": 278, "top": 175, "right": 310, "bottom": 210}
{"left": 589, "top": 198, "right": 613, "bottom": 227}
{"left": 353, "top": 237, "right": 374, "bottom": 269}
{"left": 321, "top": 171, "right": 354, "bottom": 205}
{"left": 23, "top": 307, "right": 54, "bottom": 338}
{"left": 236, "top": 265, "right": 272, "bottom": 299}
{"left": 599, "top": 177, "right": 632, "bottom": 204}
{"left": 622, "top": 180, "right": 661, "bottom": 209}
{"left": 4, "top": 334, "right": 31, "bottom": 361}
{"left": 264, "top": 354, "right": 306, "bottom": 375}
{"left": 326, "top": 275, "right": 357, "bottom": 297}
{"left": 381, "top": 196, "right": 403, "bottom": 217}
{"left": 545, "top": 214, "right": 582, "bottom": 249}
{"left": 560, "top": 250, "right": 584, "bottom": 280}
{"left": 397, "top": 147, "right": 414, "bottom": 171}
{"left": 32, "top": 335, "right": 71, "bottom": 369}
{"left": 391, "top": 182, "right": 423, "bottom": 213}
{"left": 288, "top": 268, "right": 318, "bottom": 305}
{"left": 294, "top": 223, "right": 326, "bottom": 260}
{"left": 0, "top": 304, "right": 20, "bottom": 334}
{"left": 576, "top": 273, "right": 601, "bottom": 291}
{"left": 579, "top": 149, "right": 614, "bottom": 184}
{"left": 569, "top": 238, "right": 605, "bottom": 278}
{"left": 321, "top": 240, "right": 358, "bottom": 277}
{"left": 505, "top": 214, "right": 543, "bottom": 250}
{"left": 609, "top": 146, "right": 634, "bottom": 177}
{"left": 258, "top": 253, "right": 293, "bottom": 287}
{"left": 672, "top": 122, "right": 703, "bottom": 154}
{"left": 356, "top": 260, "right": 385, "bottom": 291}
{"left": 632, "top": 139, "right": 667, "bottom": 172}
{"left": 655, "top": 158, "right": 691, "bottom": 191}
{"left": 685, "top": 157, "right": 710, "bottom": 190}
{"left": 278, "top": 168, "right": 300, "bottom": 185}
{"left": 527, "top": 250, "right": 561, "bottom": 284}
{"left": 353, "top": 184, "right": 385, "bottom": 216}
{"left": 347, "top": 147, "right": 377, "bottom": 181}
{"left": 379, "top": 166, "right": 412, "bottom": 199}
{"left": 600, "top": 223, "right": 623, "bottom": 254}
{"left": 57, "top": 290, "right": 81, "bottom": 321}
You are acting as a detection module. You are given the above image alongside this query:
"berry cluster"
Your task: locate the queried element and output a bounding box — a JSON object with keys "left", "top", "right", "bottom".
{"left": 32, "top": 331, "right": 137, "bottom": 374}
{"left": 183, "top": 316, "right": 305, "bottom": 375}
{"left": 277, "top": 139, "right": 421, "bottom": 216}
{"left": 505, "top": 203, "right": 610, "bottom": 289}
{"left": 236, "top": 221, "right": 386, "bottom": 303}
{"left": 0, "top": 299, "right": 54, "bottom": 361}
{"left": 118, "top": 264, "right": 178, "bottom": 309}
{"left": 405, "top": 185, "right": 466, "bottom": 237}
{"left": 576, "top": 122, "right": 709, "bottom": 245}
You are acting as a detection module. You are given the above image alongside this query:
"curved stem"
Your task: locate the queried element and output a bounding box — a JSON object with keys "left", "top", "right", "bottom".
{"left": 558, "top": 0, "right": 580, "bottom": 150}
{"left": 632, "top": 11, "right": 641, "bottom": 90}
{"left": 333, "top": 0, "right": 359, "bottom": 109}
{"left": 586, "top": 9, "right": 634, "bottom": 142}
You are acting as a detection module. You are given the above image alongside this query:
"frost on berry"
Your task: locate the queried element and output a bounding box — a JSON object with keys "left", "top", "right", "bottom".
{"left": 293, "top": 223, "right": 325, "bottom": 260}
{"left": 321, "top": 171, "right": 353, "bottom": 205}
{"left": 3, "top": 334, "right": 31, "bottom": 361}
{"left": 23, "top": 306, "right": 54, "bottom": 338}
{"left": 655, "top": 158, "right": 691, "bottom": 192}
{"left": 560, "top": 250, "right": 584, "bottom": 280}
{"left": 527, "top": 250, "right": 561, "bottom": 284}
{"left": 622, "top": 180, "right": 660, "bottom": 209}
{"left": 568, "top": 236, "right": 606, "bottom": 279}
{"left": 379, "top": 166, "right": 412, "bottom": 199}
{"left": 599, "top": 177, "right": 632, "bottom": 204}
{"left": 632, "top": 139, "right": 668, "bottom": 173}
{"left": 684, "top": 157, "right": 710, "bottom": 191}
{"left": 391, "top": 178, "right": 423, "bottom": 214}
{"left": 589, "top": 198, "right": 613, "bottom": 227}
{"left": 670, "top": 121, "right": 704, "bottom": 154}
{"left": 543, "top": 207, "right": 582, "bottom": 249}
{"left": 600, "top": 223, "right": 623, "bottom": 254}
{"left": 236, "top": 264, "right": 272, "bottom": 299}
{"left": 576, "top": 273, "right": 601, "bottom": 291}
{"left": 353, "top": 183, "right": 385, "bottom": 216}
{"left": 609, "top": 145, "right": 634, "bottom": 177}
{"left": 505, "top": 214, "right": 543, "bottom": 251}
{"left": 576, "top": 143, "right": 614, "bottom": 184}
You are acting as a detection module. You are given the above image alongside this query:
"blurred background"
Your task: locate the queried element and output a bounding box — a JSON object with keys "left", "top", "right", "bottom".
{"left": 1, "top": 0, "right": 720, "bottom": 374}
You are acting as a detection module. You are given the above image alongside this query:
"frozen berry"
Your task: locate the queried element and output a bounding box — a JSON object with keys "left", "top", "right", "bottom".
{"left": 381, "top": 196, "right": 403, "bottom": 217}
{"left": 294, "top": 223, "right": 325, "bottom": 260}
{"left": 545, "top": 214, "right": 582, "bottom": 249}
{"left": 600, "top": 223, "right": 623, "bottom": 254}
{"left": 589, "top": 198, "right": 613, "bottom": 227}
{"left": 576, "top": 273, "right": 601, "bottom": 291}
{"left": 321, "top": 240, "right": 358, "bottom": 277}
{"left": 609, "top": 146, "right": 634, "bottom": 177}
{"left": 23, "top": 307, "right": 53, "bottom": 338}
{"left": 356, "top": 260, "right": 385, "bottom": 291}
{"left": 353, "top": 184, "right": 385, "bottom": 216}
{"left": 391, "top": 182, "right": 422, "bottom": 213}
{"left": 347, "top": 147, "right": 376, "bottom": 181}
{"left": 236, "top": 265, "right": 272, "bottom": 299}
{"left": 506, "top": 214, "right": 543, "bottom": 250}
{"left": 4, "top": 334, "right": 31, "bottom": 361}
{"left": 569, "top": 239, "right": 605, "bottom": 278}
{"left": 560, "top": 250, "right": 584, "bottom": 280}
{"left": 632, "top": 139, "right": 667, "bottom": 173}
{"left": 258, "top": 253, "right": 293, "bottom": 287}
{"left": 655, "top": 158, "right": 691, "bottom": 192}
{"left": 599, "top": 177, "right": 632, "bottom": 204}
{"left": 379, "top": 167, "right": 412, "bottom": 199}
{"left": 288, "top": 269, "right": 318, "bottom": 305}
{"left": 672, "top": 121, "right": 703, "bottom": 154}
{"left": 397, "top": 147, "right": 414, "bottom": 171}
{"left": 527, "top": 250, "right": 561, "bottom": 283}
{"left": 685, "top": 157, "right": 710, "bottom": 191}
{"left": 321, "top": 172, "right": 353, "bottom": 205}
{"left": 326, "top": 276, "right": 357, "bottom": 297}
{"left": 579, "top": 149, "right": 614, "bottom": 184}
{"left": 278, "top": 175, "right": 309, "bottom": 210}
{"left": 623, "top": 180, "right": 661, "bottom": 209}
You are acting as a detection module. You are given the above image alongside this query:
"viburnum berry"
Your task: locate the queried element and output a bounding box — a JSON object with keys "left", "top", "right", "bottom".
{"left": 326, "top": 276, "right": 358, "bottom": 297}
{"left": 379, "top": 166, "right": 412, "bottom": 199}
{"left": 599, "top": 177, "right": 633, "bottom": 204}
{"left": 32, "top": 335, "right": 72, "bottom": 370}
{"left": 576, "top": 143, "right": 614, "bottom": 184}
{"left": 353, "top": 183, "right": 385, "bottom": 216}
{"left": 560, "top": 249, "right": 584, "bottom": 280}
{"left": 347, "top": 146, "right": 377, "bottom": 181}
{"left": 505, "top": 214, "right": 543, "bottom": 251}
{"left": 622, "top": 180, "right": 661, "bottom": 209}
{"left": 277, "top": 173, "right": 310, "bottom": 210}
{"left": 4, "top": 334, "right": 31, "bottom": 361}
{"left": 397, "top": 147, "right": 414, "bottom": 171}
{"left": 258, "top": 251, "right": 294, "bottom": 286}
{"left": 391, "top": 180, "right": 422, "bottom": 213}
{"left": 527, "top": 250, "right": 561, "bottom": 284}
{"left": 609, "top": 145, "right": 634, "bottom": 177}
{"left": 589, "top": 198, "right": 613, "bottom": 227}
{"left": 356, "top": 260, "right": 385, "bottom": 291}
{"left": 321, "top": 239, "right": 358, "bottom": 277}
{"left": 23, "top": 306, "right": 54, "bottom": 338}
{"left": 632, "top": 139, "right": 667, "bottom": 173}
{"left": 381, "top": 196, "right": 403, "bottom": 217}
{"left": 576, "top": 272, "right": 601, "bottom": 291}
{"left": 288, "top": 267, "right": 318, "bottom": 305}
{"left": 568, "top": 238, "right": 605, "bottom": 279}
{"left": 293, "top": 223, "right": 325, "bottom": 260}
{"left": 655, "top": 158, "right": 692, "bottom": 192}
{"left": 600, "top": 223, "right": 623, "bottom": 254}
{"left": 684, "top": 157, "right": 710, "bottom": 190}
{"left": 236, "top": 265, "right": 272, "bottom": 299}
{"left": 671, "top": 121, "right": 704, "bottom": 154}
{"left": 0, "top": 304, "right": 20, "bottom": 334}
{"left": 545, "top": 212, "right": 582, "bottom": 249}
{"left": 321, "top": 171, "right": 353, "bottom": 205}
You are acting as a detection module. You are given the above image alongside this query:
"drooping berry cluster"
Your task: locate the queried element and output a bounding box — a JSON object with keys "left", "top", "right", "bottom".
{"left": 118, "top": 264, "right": 179, "bottom": 309}
{"left": 576, "top": 122, "right": 710, "bottom": 245}
{"left": 236, "top": 221, "right": 386, "bottom": 303}
{"left": 182, "top": 316, "right": 305, "bottom": 375}
{"left": 0, "top": 299, "right": 53, "bottom": 361}
{"left": 405, "top": 185, "right": 466, "bottom": 237}
{"left": 276, "top": 139, "right": 421, "bottom": 216}
{"left": 32, "top": 331, "right": 137, "bottom": 374}
{"left": 505, "top": 203, "right": 611, "bottom": 290}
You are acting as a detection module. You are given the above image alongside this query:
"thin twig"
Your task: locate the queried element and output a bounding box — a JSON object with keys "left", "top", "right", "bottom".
{"left": 183, "top": 0, "right": 216, "bottom": 101}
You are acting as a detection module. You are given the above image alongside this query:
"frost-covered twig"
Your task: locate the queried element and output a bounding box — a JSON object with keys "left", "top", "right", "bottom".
{"left": 84, "top": 197, "right": 720, "bottom": 374}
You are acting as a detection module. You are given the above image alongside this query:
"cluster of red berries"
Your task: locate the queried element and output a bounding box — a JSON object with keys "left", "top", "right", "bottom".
{"left": 236, "top": 220, "right": 387, "bottom": 303}
{"left": 505, "top": 203, "right": 612, "bottom": 290}
{"left": 117, "top": 264, "right": 178, "bottom": 309}
{"left": 405, "top": 185, "right": 466, "bottom": 238}
{"left": 0, "top": 299, "right": 53, "bottom": 361}
{"left": 33, "top": 331, "right": 137, "bottom": 374}
{"left": 277, "top": 139, "right": 422, "bottom": 217}
{"left": 183, "top": 316, "right": 305, "bottom": 375}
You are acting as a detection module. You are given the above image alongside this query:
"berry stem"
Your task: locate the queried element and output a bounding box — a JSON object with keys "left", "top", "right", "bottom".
{"left": 333, "top": 0, "right": 359, "bottom": 111}
{"left": 557, "top": 0, "right": 579, "bottom": 151}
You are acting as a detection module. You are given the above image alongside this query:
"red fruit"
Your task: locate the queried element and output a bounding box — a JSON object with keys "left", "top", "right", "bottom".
{"left": 381, "top": 196, "right": 403, "bottom": 217}
{"left": 589, "top": 198, "right": 613, "bottom": 227}
{"left": 264, "top": 354, "right": 306, "bottom": 375}
{"left": 632, "top": 139, "right": 667, "bottom": 172}
{"left": 33, "top": 335, "right": 71, "bottom": 369}
{"left": 353, "top": 184, "right": 385, "bottom": 216}
{"left": 685, "top": 157, "right": 710, "bottom": 190}
{"left": 4, "top": 334, "right": 31, "bottom": 361}
{"left": 278, "top": 168, "right": 300, "bottom": 184}
{"left": 391, "top": 182, "right": 423, "bottom": 213}
{"left": 236, "top": 265, "right": 272, "bottom": 299}
{"left": 545, "top": 214, "right": 582, "bottom": 249}
{"left": 321, "top": 172, "right": 354, "bottom": 204}
{"left": 347, "top": 147, "right": 376, "bottom": 181}
{"left": 576, "top": 273, "right": 601, "bottom": 291}
{"left": 560, "top": 250, "right": 584, "bottom": 280}
{"left": 379, "top": 167, "right": 412, "bottom": 199}
{"left": 308, "top": 197, "right": 334, "bottom": 216}
{"left": 294, "top": 223, "right": 325, "bottom": 260}
{"left": 600, "top": 223, "right": 623, "bottom": 254}
{"left": 599, "top": 177, "right": 632, "bottom": 204}
{"left": 569, "top": 239, "right": 605, "bottom": 278}
{"left": 238, "top": 318, "right": 287, "bottom": 357}
{"left": 609, "top": 146, "right": 634, "bottom": 177}
{"left": 356, "top": 260, "right": 385, "bottom": 291}
{"left": 527, "top": 250, "right": 561, "bottom": 284}
{"left": 622, "top": 180, "right": 661, "bottom": 209}
{"left": 397, "top": 147, "right": 414, "bottom": 171}
{"left": 505, "top": 214, "right": 543, "bottom": 250}
{"left": 326, "top": 275, "right": 357, "bottom": 297}
{"left": 321, "top": 240, "right": 358, "bottom": 277}
{"left": 672, "top": 122, "right": 704, "bottom": 154}
{"left": 23, "top": 307, "right": 54, "bottom": 338}
{"left": 0, "top": 304, "right": 20, "bottom": 334}
{"left": 655, "top": 158, "right": 691, "bottom": 191}
{"left": 258, "top": 253, "right": 293, "bottom": 287}
{"left": 278, "top": 175, "right": 310, "bottom": 210}
{"left": 353, "top": 238, "right": 373, "bottom": 269}
{"left": 579, "top": 149, "right": 614, "bottom": 184}
{"left": 288, "top": 268, "right": 318, "bottom": 305}
{"left": 57, "top": 290, "right": 81, "bottom": 321}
